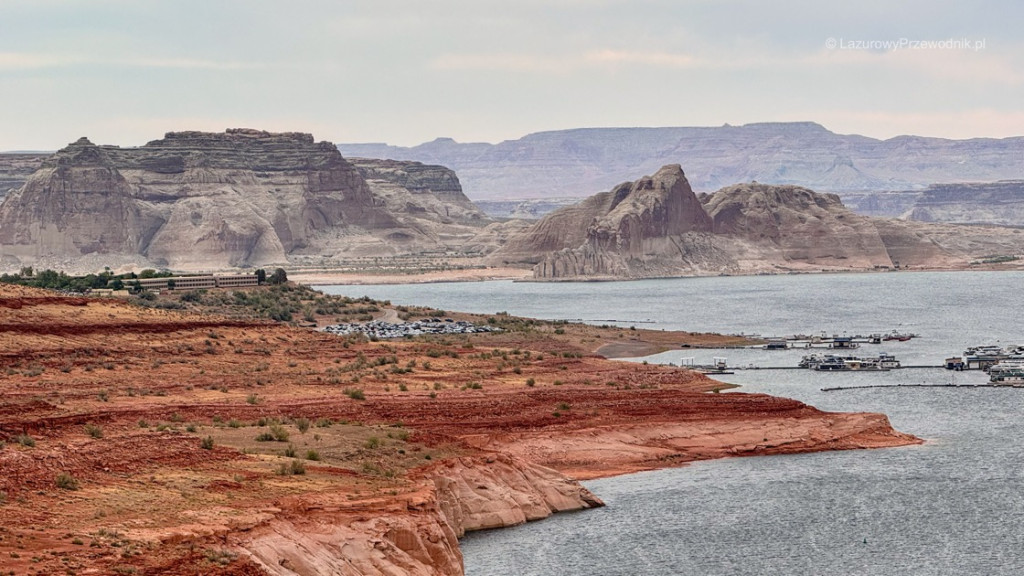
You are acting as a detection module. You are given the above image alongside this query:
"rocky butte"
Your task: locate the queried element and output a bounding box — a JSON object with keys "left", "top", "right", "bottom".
{"left": 494, "top": 164, "right": 1024, "bottom": 279}
{"left": 0, "top": 130, "right": 504, "bottom": 272}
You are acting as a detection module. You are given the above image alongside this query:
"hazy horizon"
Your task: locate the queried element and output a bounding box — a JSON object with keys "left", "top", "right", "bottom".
{"left": 2, "top": 1, "right": 1022, "bottom": 150}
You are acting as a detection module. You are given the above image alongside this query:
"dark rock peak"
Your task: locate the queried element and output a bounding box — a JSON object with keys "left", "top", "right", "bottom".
{"left": 160, "top": 129, "right": 316, "bottom": 145}
{"left": 41, "top": 129, "right": 354, "bottom": 173}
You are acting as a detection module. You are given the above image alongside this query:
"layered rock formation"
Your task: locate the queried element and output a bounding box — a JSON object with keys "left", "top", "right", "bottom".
{"left": 495, "top": 165, "right": 1024, "bottom": 279}
{"left": 0, "top": 131, "right": 501, "bottom": 272}
{"left": 0, "top": 153, "right": 48, "bottom": 202}
{"left": 240, "top": 456, "right": 600, "bottom": 576}
{"left": 338, "top": 122, "right": 1024, "bottom": 200}
{"left": 348, "top": 158, "right": 484, "bottom": 222}
{"left": 905, "top": 181, "right": 1024, "bottom": 226}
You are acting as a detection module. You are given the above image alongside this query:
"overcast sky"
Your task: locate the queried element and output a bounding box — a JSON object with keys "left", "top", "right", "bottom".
{"left": 1, "top": 0, "right": 1021, "bottom": 150}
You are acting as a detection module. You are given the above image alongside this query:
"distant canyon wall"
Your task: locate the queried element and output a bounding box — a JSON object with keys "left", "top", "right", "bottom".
{"left": 338, "top": 122, "right": 1024, "bottom": 202}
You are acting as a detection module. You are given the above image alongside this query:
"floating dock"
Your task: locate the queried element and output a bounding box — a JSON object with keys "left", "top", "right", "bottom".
{"left": 822, "top": 383, "right": 1021, "bottom": 392}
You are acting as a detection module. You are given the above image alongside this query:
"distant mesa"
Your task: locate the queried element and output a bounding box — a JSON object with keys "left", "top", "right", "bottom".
{"left": 337, "top": 122, "right": 1024, "bottom": 209}
{"left": 0, "top": 130, "right": 501, "bottom": 273}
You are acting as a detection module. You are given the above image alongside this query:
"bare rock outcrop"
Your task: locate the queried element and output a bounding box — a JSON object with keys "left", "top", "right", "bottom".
{"left": 0, "top": 130, "right": 409, "bottom": 270}
{"left": 239, "top": 454, "right": 602, "bottom": 576}
{"left": 0, "top": 130, "right": 517, "bottom": 272}
{"left": 348, "top": 158, "right": 485, "bottom": 223}
{"left": 500, "top": 165, "right": 1024, "bottom": 279}
{"left": 499, "top": 164, "right": 718, "bottom": 277}
{"left": 428, "top": 454, "right": 603, "bottom": 537}
{"left": 703, "top": 183, "right": 893, "bottom": 269}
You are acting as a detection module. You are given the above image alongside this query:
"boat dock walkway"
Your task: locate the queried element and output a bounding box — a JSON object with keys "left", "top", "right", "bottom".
{"left": 728, "top": 365, "right": 942, "bottom": 371}
{"left": 822, "top": 383, "right": 1015, "bottom": 392}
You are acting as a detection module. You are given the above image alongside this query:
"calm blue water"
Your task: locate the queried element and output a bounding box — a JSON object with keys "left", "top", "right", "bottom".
{"left": 321, "top": 271, "right": 1024, "bottom": 575}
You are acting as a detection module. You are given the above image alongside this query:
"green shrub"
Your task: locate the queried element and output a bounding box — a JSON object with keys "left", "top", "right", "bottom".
{"left": 344, "top": 388, "right": 366, "bottom": 401}
{"left": 200, "top": 436, "right": 214, "bottom": 450}
{"left": 284, "top": 444, "right": 296, "bottom": 457}
{"left": 277, "top": 460, "right": 306, "bottom": 476}
{"left": 295, "top": 417, "right": 310, "bottom": 434}
{"left": 15, "top": 434, "right": 35, "bottom": 447}
{"left": 305, "top": 449, "right": 320, "bottom": 461}
{"left": 56, "top": 472, "right": 80, "bottom": 491}
{"left": 84, "top": 424, "right": 103, "bottom": 439}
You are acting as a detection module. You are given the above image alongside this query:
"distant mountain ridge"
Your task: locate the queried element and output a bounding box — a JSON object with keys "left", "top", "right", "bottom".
{"left": 338, "top": 122, "right": 1024, "bottom": 200}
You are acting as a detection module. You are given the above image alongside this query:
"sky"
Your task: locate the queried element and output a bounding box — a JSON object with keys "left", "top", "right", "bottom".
{"left": 1, "top": 0, "right": 1022, "bottom": 150}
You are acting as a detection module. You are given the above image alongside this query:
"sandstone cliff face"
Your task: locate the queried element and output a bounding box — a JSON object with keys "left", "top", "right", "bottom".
{"left": 498, "top": 165, "right": 718, "bottom": 277}
{"left": 502, "top": 165, "right": 1024, "bottom": 279}
{"left": 0, "top": 130, "right": 410, "bottom": 270}
{"left": 429, "top": 454, "right": 603, "bottom": 537}
{"left": 348, "top": 158, "right": 484, "bottom": 222}
{"left": 238, "top": 454, "right": 602, "bottom": 576}
{"left": 0, "top": 130, "right": 519, "bottom": 272}
{"left": 704, "top": 183, "right": 893, "bottom": 268}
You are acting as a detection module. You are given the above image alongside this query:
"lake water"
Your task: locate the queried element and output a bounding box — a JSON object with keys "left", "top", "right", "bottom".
{"left": 321, "top": 271, "right": 1024, "bottom": 575}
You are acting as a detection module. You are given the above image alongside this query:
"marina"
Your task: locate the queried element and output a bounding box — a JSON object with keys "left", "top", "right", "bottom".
{"left": 944, "top": 344, "right": 1024, "bottom": 371}
{"left": 750, "top": 330, "right": 918, "bottom": 350}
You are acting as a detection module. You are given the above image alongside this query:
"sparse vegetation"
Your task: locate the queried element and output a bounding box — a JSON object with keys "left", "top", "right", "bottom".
{"left": 200, "top": 436, "right": 215, "bottom": 450}
{"left": 84, "top": 424, "right": 103, "bottom": 439}
{"left": 277, "top": 460, "right": 306, "bottom": 476}
{"left": 56, "top": 472, "right": 80, "bottom": 491}
{"left": 255, "top": 424, "right": 290, "bottom": 442}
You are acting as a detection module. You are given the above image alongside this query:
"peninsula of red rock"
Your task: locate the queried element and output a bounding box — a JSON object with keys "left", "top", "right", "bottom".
{"left": 0, "top": 283, "right": 919, "bottom": 575}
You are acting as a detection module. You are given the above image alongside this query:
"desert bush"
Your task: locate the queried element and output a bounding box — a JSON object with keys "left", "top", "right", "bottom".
{"left": 56, "top": 472, "right": 80, "bottom": 490}
{"left": 84, "top": 424, "right": 103, "bottom": 439}
{"left": 200, "top": 436, "right": 214, "bottom": 450}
